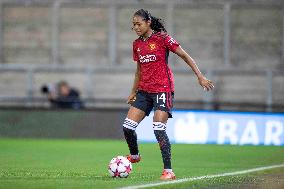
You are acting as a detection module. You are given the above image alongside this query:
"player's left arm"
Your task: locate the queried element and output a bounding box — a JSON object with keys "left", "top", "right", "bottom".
{"left": 174, "top": 46, "right": 214, "bottom": 91}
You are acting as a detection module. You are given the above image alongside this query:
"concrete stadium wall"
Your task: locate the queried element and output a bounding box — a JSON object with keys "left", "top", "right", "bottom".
{"left": 3, "top": 3, "right": 282, "bottom": 68}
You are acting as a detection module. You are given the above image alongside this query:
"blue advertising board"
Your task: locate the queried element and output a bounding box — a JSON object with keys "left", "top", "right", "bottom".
{"left": 136, "top": 110, "right": 284, "bottom": 146}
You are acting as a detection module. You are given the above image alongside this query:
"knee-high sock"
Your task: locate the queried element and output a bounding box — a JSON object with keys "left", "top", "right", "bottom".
{"left": 123, "top": 118, "right": 139, "bottom": 155}
{"left": 153, "top": 122, "right": 171, "bottom": 169}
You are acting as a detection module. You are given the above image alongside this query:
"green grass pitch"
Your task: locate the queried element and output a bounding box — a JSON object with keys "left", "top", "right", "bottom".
{"left": 0, "top": 138, "right": 283, "bottom": 189}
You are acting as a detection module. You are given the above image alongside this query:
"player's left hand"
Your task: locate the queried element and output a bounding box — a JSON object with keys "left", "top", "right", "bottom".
{"left": 198, "top": 76, "right": 214, "bottom": 91}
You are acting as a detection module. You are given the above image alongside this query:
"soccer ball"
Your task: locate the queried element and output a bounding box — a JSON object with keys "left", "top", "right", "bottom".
{"left": 108, "top": 156, "right": 132, "bottom": 178}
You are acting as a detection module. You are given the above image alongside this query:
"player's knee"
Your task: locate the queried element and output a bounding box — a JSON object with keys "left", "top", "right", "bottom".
{"left": 123, "top": 118, "right": 138, "bottom": 131}
{"left": 153, "top": 110, "right": 169, "bottom": 123}
{"left": 153, "top": 122, "right": 167, "bottom": 131}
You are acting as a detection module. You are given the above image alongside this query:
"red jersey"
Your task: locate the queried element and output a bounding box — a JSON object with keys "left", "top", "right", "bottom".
{"left": 133, "top": 32, "right": 180, "bottom": 93}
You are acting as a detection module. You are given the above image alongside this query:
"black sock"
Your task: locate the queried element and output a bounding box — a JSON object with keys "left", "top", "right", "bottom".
{"left": 123, "top": 127, "right": 139, "bottom": 155}
{"left": 154, "top": 130, "right": 171, "bottom": 169}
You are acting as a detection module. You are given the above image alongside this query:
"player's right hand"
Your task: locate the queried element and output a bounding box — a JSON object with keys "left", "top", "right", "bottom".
{"left": 198, "top": 76, "right": 214, "bottom": 91}
{"left": 127, "top": 93, "right": 136, "bottom": 104}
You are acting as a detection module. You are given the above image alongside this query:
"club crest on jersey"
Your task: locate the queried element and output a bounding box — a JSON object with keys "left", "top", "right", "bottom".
{"left": 149, "top": 43, "right": 156, "bottom": 50}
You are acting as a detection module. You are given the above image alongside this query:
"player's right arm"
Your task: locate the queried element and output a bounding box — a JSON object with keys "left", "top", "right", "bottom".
{"left": 127, "top": 62, "right": 140, "bottom": 104}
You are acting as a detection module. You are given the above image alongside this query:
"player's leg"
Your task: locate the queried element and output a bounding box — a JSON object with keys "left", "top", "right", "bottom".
{"left": 123, "top": 91, "right": 153, "bottom": 163}
{"left": 152, "top": 92, "right": 176, "bottom": 180}
{"left": 123, "top": 106, "right": 145, "bottom": 162}
{"left": 153, "top": 110, "right": 171, "bottom": 170}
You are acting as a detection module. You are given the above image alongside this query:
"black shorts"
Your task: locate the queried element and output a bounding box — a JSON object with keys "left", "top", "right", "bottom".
{"left": 131, "top": 90, "right": 174, "bottom": 118}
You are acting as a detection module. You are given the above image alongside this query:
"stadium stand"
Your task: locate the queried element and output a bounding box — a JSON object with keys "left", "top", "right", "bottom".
{"left": 0, "top": 0, "right": 283, "bottom": 112}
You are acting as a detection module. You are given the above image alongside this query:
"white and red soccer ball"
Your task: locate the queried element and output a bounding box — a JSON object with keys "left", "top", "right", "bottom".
{"left": 108, "top": 156, "right": 132, "bottom": 178}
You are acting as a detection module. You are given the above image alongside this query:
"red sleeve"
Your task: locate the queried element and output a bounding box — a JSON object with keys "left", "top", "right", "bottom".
{"left": 133, "top": 42, "right": 138, "bottom": 62}
{"left": 164, "top": 34, "right": 180, "bottom": 52}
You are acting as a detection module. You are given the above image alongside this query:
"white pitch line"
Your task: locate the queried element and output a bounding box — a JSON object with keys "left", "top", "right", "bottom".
{"left": 119, "top": 163, "right": 284, "bottom": 189}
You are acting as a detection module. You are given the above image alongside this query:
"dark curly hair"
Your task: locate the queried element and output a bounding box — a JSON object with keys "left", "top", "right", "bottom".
{"left": 134, "top": 9, "right": 167, "bottom": 32}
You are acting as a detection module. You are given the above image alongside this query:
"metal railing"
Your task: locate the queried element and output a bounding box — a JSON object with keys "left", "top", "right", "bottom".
{"left": 0, "top": 63, "right": 283, "bottom": 112}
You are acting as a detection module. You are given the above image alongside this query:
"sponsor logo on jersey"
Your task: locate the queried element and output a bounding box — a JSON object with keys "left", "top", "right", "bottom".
{"left": 139, "top": 54, "right": 157, "bottom": 63}
{"left": 149, "top": 43, "right": 156, "bottom": 50}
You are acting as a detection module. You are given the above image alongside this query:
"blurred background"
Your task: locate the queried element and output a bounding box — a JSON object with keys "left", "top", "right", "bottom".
{"left": 0, "top": 0, "right": 283, "bottom": 140}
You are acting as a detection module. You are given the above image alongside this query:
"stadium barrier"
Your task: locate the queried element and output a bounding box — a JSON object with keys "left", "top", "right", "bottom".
{"left": 0, "top": 108, "right": 127, "bottom": 139}
{"left": 1, "top": 108, "right": 283, "bottom": 146}
{"left": 137, "top": 110, "right": 284, "bottom": 146}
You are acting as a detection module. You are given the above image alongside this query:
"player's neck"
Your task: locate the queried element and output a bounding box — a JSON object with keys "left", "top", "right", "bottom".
{"left": 142, "top": 29, "right": 154, "bottom": 41}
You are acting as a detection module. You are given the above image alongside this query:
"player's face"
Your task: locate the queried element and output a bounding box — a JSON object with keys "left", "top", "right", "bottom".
{"left": 132, "top": 16, "right": 151, "bottom": 37}
{"left": 59, "top": 85, "right": 70, "bottom": 96}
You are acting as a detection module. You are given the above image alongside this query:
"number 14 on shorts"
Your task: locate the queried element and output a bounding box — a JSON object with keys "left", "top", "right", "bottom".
{"left": 156, "top": 93, "right": 167, "bottom": 108}
{"left": 155, "top": 92, "right": 173, "bottom": 110}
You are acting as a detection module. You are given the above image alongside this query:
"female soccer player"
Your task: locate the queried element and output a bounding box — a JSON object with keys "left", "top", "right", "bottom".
{"left": 123, "top": 9, "right": 214, "bottom": 180}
